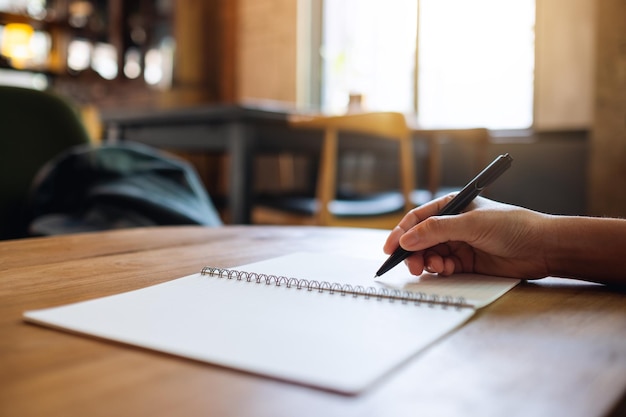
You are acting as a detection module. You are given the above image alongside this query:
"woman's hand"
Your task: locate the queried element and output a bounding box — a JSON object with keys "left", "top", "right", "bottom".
{"left": 383, "top": 195, "right": 552, "bottom": 279}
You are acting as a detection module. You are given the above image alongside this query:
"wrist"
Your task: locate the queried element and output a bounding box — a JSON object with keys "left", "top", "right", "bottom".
{"left": 544, "top": 215, "right": 626, "bottom": 285}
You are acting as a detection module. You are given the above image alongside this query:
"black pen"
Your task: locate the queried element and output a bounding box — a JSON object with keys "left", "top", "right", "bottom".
{"left": 374, "top": 153, "right": 513, "bottom": 278}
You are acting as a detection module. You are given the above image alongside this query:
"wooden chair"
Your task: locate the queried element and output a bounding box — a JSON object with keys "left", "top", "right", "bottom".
{"left": 252, "top": 112, "right": 424, "bottom": 229}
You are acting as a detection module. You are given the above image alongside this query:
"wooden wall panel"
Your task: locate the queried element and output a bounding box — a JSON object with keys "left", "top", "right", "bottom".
{"left": 588, "top": 0, "right": 626, "bottom": 217}
{"left": 168, "top": 0, "right": 237, "bottom": 105}
{"left": 237, "top": 0, "right": 298, "bottom": 102}
{"left": 534, "top": 0, "right": 595, "bottom": 130}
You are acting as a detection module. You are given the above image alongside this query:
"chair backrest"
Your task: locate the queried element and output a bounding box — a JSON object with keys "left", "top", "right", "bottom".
{"left": 0, "top": 85, "right": 91, "bottom": 239}
{"left": 289, "top": 112, "right": 416, "bottom": 226}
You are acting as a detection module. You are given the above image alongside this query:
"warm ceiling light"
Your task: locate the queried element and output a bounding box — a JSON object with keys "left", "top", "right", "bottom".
{"left": 1, "top": 23, "right": 35, "bottom": 68}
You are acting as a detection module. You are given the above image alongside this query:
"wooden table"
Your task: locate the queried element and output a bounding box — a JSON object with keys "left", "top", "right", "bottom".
{"left": 3, "top": 225, "right": 625, "bottom": 417}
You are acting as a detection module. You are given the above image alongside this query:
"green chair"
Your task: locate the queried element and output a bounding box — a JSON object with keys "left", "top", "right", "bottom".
{"left": 0, "top": 85, "right": 91, "bottom": 239}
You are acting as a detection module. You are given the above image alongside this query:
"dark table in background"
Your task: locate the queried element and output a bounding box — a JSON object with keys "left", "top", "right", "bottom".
{"left": 101, "top": 103, "right": 488, "bottom": 224}
{"left": 101, "top": 103, "right": 310, "bottom": 224}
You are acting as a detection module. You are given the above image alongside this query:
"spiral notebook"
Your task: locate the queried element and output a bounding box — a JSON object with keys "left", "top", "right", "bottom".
{"left": 23, "top": 252, "right": 519, "bottom": 394}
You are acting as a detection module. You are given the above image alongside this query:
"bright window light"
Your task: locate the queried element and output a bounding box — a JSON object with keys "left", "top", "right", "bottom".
{"left": 321, "top": 0, "right": 417, "bottom": 114}
{"left": 418, "top": 0, "right": 535, "bottom": 129}
{"left": 321, "top": 0, "right": 535, "bottom": 129}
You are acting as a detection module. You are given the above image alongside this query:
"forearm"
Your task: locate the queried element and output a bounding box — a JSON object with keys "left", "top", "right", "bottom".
{"left": 544, "top": 215, "right": 626, "bottom": 286}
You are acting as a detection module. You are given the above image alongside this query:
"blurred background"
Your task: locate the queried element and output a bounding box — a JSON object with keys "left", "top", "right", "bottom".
{"left": 0, "top": 0, "right": 624, "bottom": 235}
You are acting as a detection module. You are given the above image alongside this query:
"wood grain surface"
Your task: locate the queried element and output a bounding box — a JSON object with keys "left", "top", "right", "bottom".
{"left": 1, "top": 225, "right": 625, "bottom": 417}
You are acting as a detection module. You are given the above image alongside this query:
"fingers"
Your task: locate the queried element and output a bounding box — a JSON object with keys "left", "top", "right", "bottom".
{"left": 382, "top": 195, "right": 519, "bottom": 277}
{"left": 382, "top": 195, "right": 496, "bottom": 276}
{"left": 383, "top": 225, "right": 406, "bottom": 254}
{"left": 399, "top": 214, "right": 477, "bottom": 252}
{"left": 407, "top": 250, "right": 460, "bottom": 276}
{"left": 383, "top": 194, "right": 457, "bottom": 254}
{"left": 396, "top": 194, "right": 457, "bottom": 232}
{"left": 404, "top": 253, "right": 426, "bottom": 276}
{"left": 424, "top": 253, "right": 458, "bottom": 276}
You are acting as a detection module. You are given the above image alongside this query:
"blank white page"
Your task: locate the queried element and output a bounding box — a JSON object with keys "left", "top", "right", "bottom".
{"left": 23, "top": 252, "right": 518, "bottom": 394}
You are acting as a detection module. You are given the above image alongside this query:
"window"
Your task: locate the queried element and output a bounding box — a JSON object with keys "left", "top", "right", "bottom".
{"left": 320, "top": 0, "right": 535, "bottom": 129}
{"left": 321, "top": 0, "right": 417, "bottom": 115}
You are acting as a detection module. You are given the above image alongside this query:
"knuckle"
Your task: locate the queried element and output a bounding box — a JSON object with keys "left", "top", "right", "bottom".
{"left": 421, "top": 216, "right": 445, "bottom": 234}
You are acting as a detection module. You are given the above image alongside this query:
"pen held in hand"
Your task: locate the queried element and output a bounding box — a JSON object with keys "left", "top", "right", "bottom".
{"left": 374, "top": 153, "right": 513, "bottom": 278}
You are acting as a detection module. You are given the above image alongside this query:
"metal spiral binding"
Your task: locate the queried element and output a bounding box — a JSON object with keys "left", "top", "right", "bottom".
{"left": 200, "top": 266, "right": 470, "bottom": 309}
